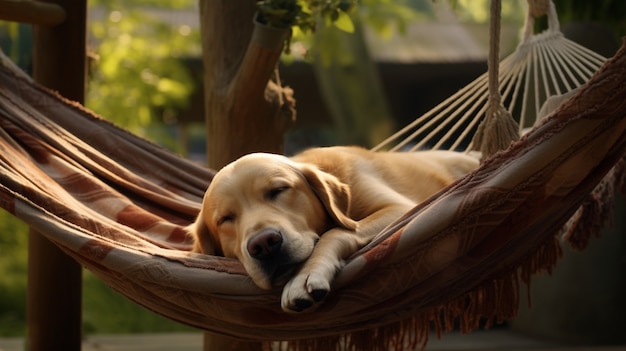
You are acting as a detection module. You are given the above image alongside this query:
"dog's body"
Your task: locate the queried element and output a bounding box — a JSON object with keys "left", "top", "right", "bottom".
{"left": 189, "top": 146, "right": 478, "bottom": 312}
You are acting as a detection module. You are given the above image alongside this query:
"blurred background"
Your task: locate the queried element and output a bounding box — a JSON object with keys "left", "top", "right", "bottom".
{"left": 0, "top": 0, "right": 624, "bottom": 340}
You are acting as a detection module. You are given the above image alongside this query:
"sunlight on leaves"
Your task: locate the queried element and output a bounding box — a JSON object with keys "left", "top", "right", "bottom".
{"left": 86, "top": 0, "right": 200, "bottom": 136}
{"left": 333, "top": 10, "right": 355, "bottom": 32}
{"left": 454, "top": 0, "right": 525, "bottom": 24}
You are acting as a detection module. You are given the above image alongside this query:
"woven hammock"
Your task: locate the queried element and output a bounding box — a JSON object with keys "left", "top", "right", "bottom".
{"left": 1, "top": 11, "right": 626, "bottom": 351}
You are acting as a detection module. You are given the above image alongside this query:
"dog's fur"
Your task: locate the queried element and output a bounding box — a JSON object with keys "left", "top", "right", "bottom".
{"left": 189, "top": 146, "right": 478, "bottom": 312}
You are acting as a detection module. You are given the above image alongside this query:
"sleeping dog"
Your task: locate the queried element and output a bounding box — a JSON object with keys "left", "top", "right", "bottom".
{"left": 188, "top": 146, "right": 478, "bottom": 312}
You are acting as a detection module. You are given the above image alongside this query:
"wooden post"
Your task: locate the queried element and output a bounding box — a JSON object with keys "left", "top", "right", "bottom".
{"left": 199, "top": 1, "right": 295, "bottom": 349}
{"left": 27, "top": 1, "right": 86, "bottom": 350}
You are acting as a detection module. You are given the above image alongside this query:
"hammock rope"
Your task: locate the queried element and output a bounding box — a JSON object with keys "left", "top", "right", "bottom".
{"left": 1, "top": 3, "right": 625, "bottom": 351}
{"left": 471, "top": 0, "right": 520, "bottom": 158}
{"left": 373, "top": 0, "right": 607, "bottom": 153}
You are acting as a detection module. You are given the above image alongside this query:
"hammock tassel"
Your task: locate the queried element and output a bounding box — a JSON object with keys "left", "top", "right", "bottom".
{"left": 471, "top": 0, "right": 520, "bottom": 159}
{"left": 472, "top": 98, "right": 520, "bottom": 159}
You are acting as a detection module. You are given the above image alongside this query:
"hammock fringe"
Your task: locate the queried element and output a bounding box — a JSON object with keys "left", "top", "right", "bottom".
{"left": 562, "top": 155, "right": 624, "bottom": 250}
{"left": 278, "top": 252, "right": 549, "bottom": 351}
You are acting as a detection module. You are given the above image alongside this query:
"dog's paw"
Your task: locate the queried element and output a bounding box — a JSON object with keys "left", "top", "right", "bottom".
{"left": 281, "top": 271, "right": 331, "bottom": 313}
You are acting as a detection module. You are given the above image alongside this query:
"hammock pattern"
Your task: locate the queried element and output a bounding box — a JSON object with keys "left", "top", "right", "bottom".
{"left": 1, "top": 39, "right": 625, "bottom": 350}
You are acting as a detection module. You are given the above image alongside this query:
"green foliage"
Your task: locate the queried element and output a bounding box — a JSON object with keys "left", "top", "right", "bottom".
{"left": 86, "top": 0, "right": 200, "bottom": 135}
{"left": 256, "top": 0, "right": 357, "bottom": 32}
{"left": 0, "top": 22, "right": 33, "bottom": 72}
{"left": 256, "top": 0, "right": 306, "bottom": 29}
{"left": 359, "top": 0, "right": 426, "bottom": 38}
{"left": 0, "top": 212, "right": 28, "bottom": 337}
{"left": 286, "top": 0, "right": 425, "bottom": 64}
{"left": 82, "top": 272, "right": 194, "bottom": 334}
{"left": 450, "top": 0, "right": 525, "bottom": 24}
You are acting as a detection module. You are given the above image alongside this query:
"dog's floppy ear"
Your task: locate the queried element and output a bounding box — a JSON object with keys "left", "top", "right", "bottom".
{"left": 188, "top": 209, "right": 220, "bottom": 255}
{"left": 298, "top": 164, "right": 357, "bottom": 231}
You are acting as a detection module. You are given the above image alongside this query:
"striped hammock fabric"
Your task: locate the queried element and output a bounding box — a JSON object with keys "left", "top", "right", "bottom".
{"left": 0, "top": 40, "right": 625, "bottom": 350}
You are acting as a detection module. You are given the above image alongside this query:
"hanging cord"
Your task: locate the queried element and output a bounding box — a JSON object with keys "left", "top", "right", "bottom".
{"left": 522, "top": 0, "right": 558, "bottom": 42}
{"left": 471, "top": 0, "right": 520, "bottom": 159}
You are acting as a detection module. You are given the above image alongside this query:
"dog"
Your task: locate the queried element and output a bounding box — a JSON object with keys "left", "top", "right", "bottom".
{"left": 188, "top": 146, "right": 479, "bottom": 312}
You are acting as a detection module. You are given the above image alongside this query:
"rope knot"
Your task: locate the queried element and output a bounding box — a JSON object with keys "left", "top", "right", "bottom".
{"left": 473, "top": 106, "right": 520, "bottom": 159}
{"left": 528, "top": 0, "right": 550, "bottom": 18}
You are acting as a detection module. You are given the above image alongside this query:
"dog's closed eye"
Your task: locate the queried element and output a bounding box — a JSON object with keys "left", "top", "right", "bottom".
{"left": 217, "top": 214, "right": 235, "bottom": 226}
{"left": 266, "top": 186, "right": 290, "bottom": 201}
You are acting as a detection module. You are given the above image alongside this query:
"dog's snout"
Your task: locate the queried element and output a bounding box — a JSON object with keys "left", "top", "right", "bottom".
{"left": 247, "top": 229, "right": 283, "bottom": 260}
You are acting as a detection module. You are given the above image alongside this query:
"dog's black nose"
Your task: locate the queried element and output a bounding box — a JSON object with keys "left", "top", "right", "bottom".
{"left": 247, "top": 229, "right": 283, "bottom": 260}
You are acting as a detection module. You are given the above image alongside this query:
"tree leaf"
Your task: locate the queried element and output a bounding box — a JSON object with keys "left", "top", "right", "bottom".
{"left": 333, "top": 10, "right": 355, "bottom": 33}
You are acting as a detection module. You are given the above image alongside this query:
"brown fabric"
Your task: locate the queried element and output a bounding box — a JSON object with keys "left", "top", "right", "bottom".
{"left": 0, "top": 40, "right": 625, "bottom": 350}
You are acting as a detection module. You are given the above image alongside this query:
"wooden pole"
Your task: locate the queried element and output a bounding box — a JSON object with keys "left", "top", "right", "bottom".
{"left": 27, "top": 1, "right": 86, "bottom": 350}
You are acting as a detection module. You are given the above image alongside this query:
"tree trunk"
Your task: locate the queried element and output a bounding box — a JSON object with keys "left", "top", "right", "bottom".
{"left": 200, "top": 1, "right": 296, "bottom": 170}
{"left": 198, "top": 1, "right": 296, "bottom": 349}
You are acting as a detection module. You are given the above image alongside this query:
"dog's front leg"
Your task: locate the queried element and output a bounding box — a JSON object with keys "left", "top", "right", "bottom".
{"left": 281, "top": 204, "right": 412, "bottom": 313}
{"left": 281, "top": 229, "right": 365, "bottom": 313}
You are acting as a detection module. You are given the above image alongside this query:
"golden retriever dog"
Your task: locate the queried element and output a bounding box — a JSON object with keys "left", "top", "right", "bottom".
{"left": 189, "top": 146, "right": 478, "bottom": 312}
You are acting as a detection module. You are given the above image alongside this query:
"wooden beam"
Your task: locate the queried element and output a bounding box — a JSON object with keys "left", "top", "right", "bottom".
{"left": 27, "top": 1, "right": 86, "bottom": 350}
{"left": 0, "top": 0, "right": 66, "bottom": 26}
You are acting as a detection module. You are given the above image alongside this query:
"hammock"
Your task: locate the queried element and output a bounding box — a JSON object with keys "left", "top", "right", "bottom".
{"left": 2, "top": 18, "right": 626, "bottom": 351}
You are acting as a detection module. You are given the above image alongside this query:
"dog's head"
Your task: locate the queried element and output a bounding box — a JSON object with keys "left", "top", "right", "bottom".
{"left": 189, "top": 153, "right": 357, "bottom": 289}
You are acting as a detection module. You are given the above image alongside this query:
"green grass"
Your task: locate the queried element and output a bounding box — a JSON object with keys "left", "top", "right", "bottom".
{"left": 0, "top": 211, "right": 195, "bottom": 337}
